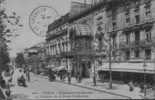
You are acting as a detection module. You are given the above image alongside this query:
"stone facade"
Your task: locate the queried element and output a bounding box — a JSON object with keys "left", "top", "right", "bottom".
{"left": 93, "top": 0, "right": 155, "bottom": 63}
{"left": 46, "top": 0, "right": 155, "bottom": 81}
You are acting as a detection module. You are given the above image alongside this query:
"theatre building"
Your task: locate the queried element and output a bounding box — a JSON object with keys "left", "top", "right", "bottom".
{"left": 46, "top": 2, "right": 95, "bottom": 78}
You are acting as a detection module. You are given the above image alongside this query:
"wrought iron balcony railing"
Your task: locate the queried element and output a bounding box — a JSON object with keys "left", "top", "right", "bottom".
{"left": 107, "top": 16, "right": 155, "bottom": 34}
{"left": 119, "top": 37, "right": 155, "bottom": 49}
{"left": 123, "top": 17, "right": 154, "bottom": 32}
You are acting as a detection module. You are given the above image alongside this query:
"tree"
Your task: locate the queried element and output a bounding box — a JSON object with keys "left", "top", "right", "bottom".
{"left": 15, "top": 53, "right": 25, "bottom": 68}
{"left": 0, "top": 40, "right": 10, "bottom": 72}
{"left": 0, "top": 0, "right": 23, "bottom": 72}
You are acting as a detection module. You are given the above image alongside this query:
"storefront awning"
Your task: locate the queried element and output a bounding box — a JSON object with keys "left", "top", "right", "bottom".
{"left": 97, "top": 63, "right": 155, "bottom": 74}
{"left": 75, "top": 24, "right": 92, "bottom": 36}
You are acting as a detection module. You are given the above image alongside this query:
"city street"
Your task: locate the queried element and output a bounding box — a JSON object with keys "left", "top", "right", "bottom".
{"left": 1, "top": 0, "right": 155, "bottom": 99}
{"left": 10, "top": 74, "right": 128, "bottom": 100}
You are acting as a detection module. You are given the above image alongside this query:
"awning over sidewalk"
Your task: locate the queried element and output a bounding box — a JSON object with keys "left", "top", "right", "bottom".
{"left": 97, "top": 63, "right": 155, "bottom": 74}
{"left": 75, "top": 24, "right": 92, "bottom": 36}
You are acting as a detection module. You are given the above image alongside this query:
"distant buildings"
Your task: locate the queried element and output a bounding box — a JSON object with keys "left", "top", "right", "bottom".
{"left": 46, "top": 0, "right": 155, "bottom": 85}
{"left": 23, "top": 42, "right": 47, "bottom": 74}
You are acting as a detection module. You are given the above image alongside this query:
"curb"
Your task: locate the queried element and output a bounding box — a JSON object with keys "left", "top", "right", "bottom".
{"left": 56, "top": 80, "right": 132, "bottom": 99}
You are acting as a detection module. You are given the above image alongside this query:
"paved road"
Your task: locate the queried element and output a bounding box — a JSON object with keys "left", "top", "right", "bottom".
{"left": 11, "top": 74, "right": 129, "bottom": 100}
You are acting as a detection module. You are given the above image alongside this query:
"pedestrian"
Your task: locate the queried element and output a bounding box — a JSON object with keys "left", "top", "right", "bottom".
{"left": 140, "top": 82, "right": 144, "bottom": 93}
{"left": 0, "top": 69, "right": 11, "bottom": 100}
{"left": 1, "top": 69, "right": 12, "bottom": 87}
{"left": 77, "top": 72, "right": 81, "bottom": 83}
{"left": 128, "top": 81, "right": 134, "bottom": 92}
{"left": 67, "top": 71, "right": 71, "bottom": 84}
{"left": 25, "top": 66, "right": 30, "bottom": 82}
{"left": 27, "top": 69, "right": 30, "bottom": 82}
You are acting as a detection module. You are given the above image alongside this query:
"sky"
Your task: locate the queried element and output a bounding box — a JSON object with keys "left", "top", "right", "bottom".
{"left": 5, "top": 0, "right": 72, "bottom": 57}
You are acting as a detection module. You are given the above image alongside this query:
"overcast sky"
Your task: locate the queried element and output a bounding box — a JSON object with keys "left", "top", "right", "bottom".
{"left": 5, "top": 0, "right": 73, "bottom": 57}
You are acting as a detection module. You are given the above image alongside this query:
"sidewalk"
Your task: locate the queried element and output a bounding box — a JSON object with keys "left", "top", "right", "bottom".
{"left": 57, "top": 77, "right": 143, "bottom": 99}
{"left": 35, "top": 74, "right": 155, "bottom": 99}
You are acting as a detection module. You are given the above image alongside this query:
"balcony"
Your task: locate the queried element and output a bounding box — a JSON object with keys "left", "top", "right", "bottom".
{"left": 123, "top": 17, "right": 154, "bottom": 32}
{"left": 119, "top": 38, "right": 155, "bottom": 50}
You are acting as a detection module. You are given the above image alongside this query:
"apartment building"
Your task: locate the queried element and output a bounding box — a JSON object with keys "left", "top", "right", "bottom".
{"left": 93, "top": 0, "right": 155, "bottom": 85}
{"left": 46, "top": 0, "right": 155, "bottom": 85}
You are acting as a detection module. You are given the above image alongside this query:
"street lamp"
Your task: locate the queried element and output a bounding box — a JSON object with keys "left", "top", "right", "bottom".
{"left": 92, "top": 39, "right": 98, "bottom": 86}
{"left": 109, "top": 36, "right": 113, "bottom": 89}
{"left": 67, "top": 27, "right": 71, "bottom": 84}
{"left": 143, "top": 57, "right": 147, "bottom": 98}
{"left": 93, "top": 58, "right": 97, "bottom": 86}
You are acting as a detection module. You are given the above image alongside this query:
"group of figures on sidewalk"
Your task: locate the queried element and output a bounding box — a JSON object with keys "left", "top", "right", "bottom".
{"left": 47, "top": 67, "right": 82, "bottom": 84}
{"left": 0, "top": 65, "right": 31, "bottom": 100}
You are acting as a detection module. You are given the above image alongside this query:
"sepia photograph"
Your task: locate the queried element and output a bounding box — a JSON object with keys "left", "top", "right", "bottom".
{"left": 0, "top": 0, "right": 155, "bottom": 99}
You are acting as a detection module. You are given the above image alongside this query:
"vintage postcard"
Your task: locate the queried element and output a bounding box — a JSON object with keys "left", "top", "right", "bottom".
{"left": 0, "top": 0, "right": 155, "bottom": 99}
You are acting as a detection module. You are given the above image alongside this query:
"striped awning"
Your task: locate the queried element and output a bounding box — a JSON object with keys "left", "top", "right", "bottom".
{"left": 75, "top": 24, "right": 92, "bottom": 36}
{"left": 97, "top": 63, "right": 155, "bottom": 74}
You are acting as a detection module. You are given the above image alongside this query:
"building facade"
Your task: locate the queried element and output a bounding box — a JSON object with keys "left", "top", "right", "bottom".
{"left": 93, "top": 0, "right": 155, "bottom": 84}
{"left": 46, "top": 0, "right": 155, "bottom": 85}
{"left": 46, "top": 2, "right": 96, "bottom": 78}
{"left": 24, "top": 42, "right": 47, "bottom": 74}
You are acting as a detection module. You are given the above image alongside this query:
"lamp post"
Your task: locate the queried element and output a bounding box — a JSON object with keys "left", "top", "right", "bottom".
{"left": 93, "top": 58, "right": 96, "bottom": 86}
{"left": 109, "top": 36, "right": 112, "bottom": 89}
{"left": 92, "top": 40, "right": 98, "bottom": 86}
{"left": 67, "top": 58, "right": 71, "bottom": 84}
{"left": 143, "top": 57, "right": 147, "bottom": 98}
{"left": 67, "top": 27, "right": 71, "bottom": 84}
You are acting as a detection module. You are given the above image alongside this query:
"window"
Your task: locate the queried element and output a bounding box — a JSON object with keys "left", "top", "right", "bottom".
{"left": 135, "top": 1, "right": 140, "bottom": 12}
{"left": 112, "top": 13, "right": 116, "bottom": 21}
{"left": 85, "top": 40, "right": 89, "bottom": 49}
{"left": 135, "top": 15, "right": 140, "bottom": 24}
{"left": 145, "top": 2, "right": 151, "bottom": 17}
{"left": 146, "top": 29, "right": 151, "bottom": 42}
{"left": 126, "top": 51, "right": 130, "bottom": 60}
{"left": 145, "top": 49, "right": 151, "bottom": 59}
{"left": 134, "top": 2, "right": 140, "bottom": 24}
{"left": 126, "top": 17, "right": 130, "bottom": 24}
{"left": 135, "top": 49, "right": 140, "bottom": 58}
{"left": 112, "top": 22, "right": 117, "bottom": 30}
{"left": 112, "top": 35, "right": 117, "bottom": 48}
{"left": 126, "top": 33, "right": 130, "bottom": 44}
{"left": 135, "top": 31, "right": 140, "bottom": 42}
{"left": 125, "top": 11, "right": 130, "bottom": 24}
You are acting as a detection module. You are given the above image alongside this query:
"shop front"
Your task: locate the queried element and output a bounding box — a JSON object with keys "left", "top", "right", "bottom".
{"left": 97, "top": 63, "right": 155, "bottom": 85}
